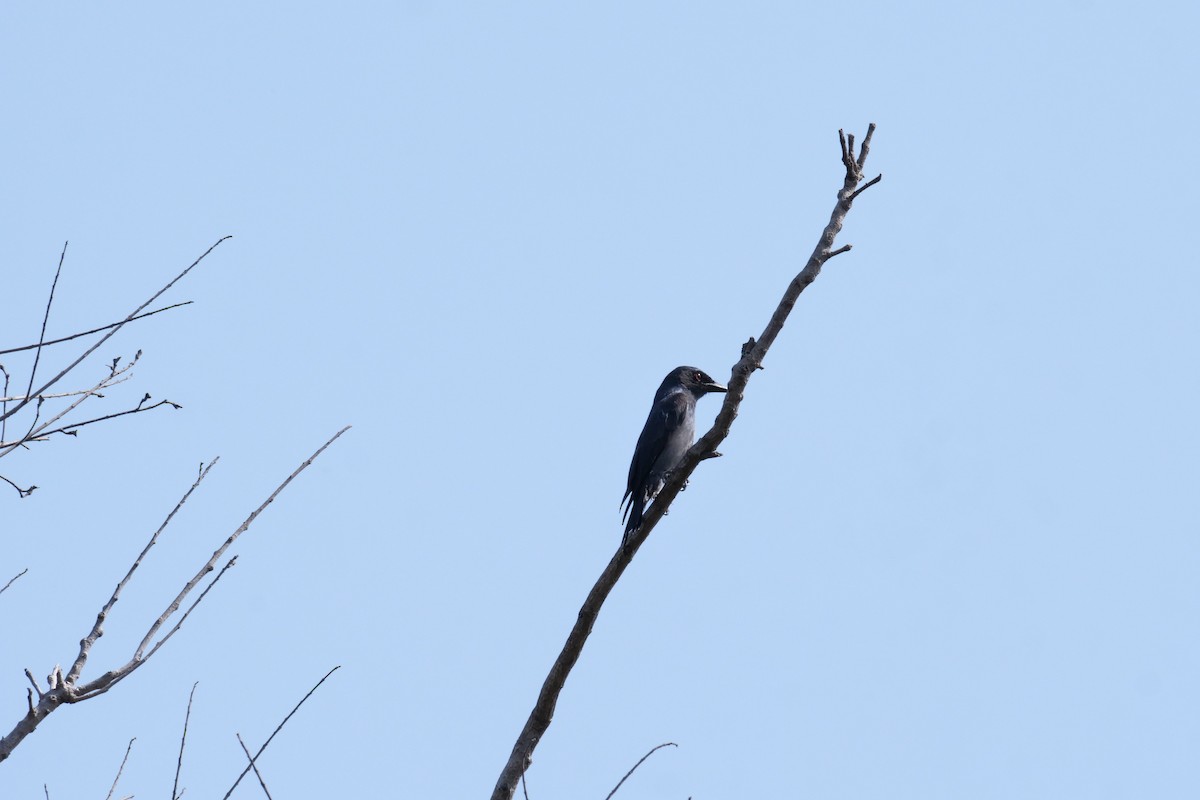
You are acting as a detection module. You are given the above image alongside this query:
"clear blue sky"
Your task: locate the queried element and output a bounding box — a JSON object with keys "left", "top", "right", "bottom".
{"left": 3, "top": 2, "right": 1198, "bottom": 798}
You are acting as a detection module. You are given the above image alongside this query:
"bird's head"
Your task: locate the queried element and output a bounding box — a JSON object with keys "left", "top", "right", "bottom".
{"left": 659, "top": 366, "right": 728, "bottom": 400}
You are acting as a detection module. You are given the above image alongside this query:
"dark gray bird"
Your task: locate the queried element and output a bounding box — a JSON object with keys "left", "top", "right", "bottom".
{"left": 622, "top": 366, "right": 727, "bottom": 544}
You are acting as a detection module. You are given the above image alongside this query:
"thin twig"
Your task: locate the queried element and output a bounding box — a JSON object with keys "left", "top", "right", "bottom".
{"left": 237, "top": 733, "right": 275, "bottom": 800}
{"left": 0, "top": 350, "right": 141, "bottom": 457}
{"left": 490, "top": 125, "right": 881, "bottom": 800}
{"left": 34, "top": 396, "right": 182, "bottom": 440}
{"left": 103, "top": 737, "right": 135, "bottom": 800}
{"left": 0, "top": 474, "right": 35, "bottom": 497}
{"left": 172, "top": 682, "right": 199, "bottom": 800}
{"left": 0, "top": 236, "right": 230, "bottom": 425}
{"left": 2, "top": 361, "right": 11, "bottom": 442}
{"left": 23, "top": 243, "right": 68, "bottom": 406}
{"left": 605, "top": 742, "right": 678, "bottom": 799}
{"left": 129, "top": 557, "right": 237, "bottom": 669}
{"left": 1, "top": 568, "right": 29, "bottom": 596}
{"left": 222, "top": 667, "right": 341, "bottom": 800}
{"left": 0, "top": 374, "right": 131, "bottom": 401}
{"left": 0, "top": 302, "right": 193, "bottom": 356}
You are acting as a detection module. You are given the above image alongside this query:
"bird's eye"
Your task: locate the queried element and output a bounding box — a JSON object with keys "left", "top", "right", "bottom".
{"left": 694, "top": 372, "right": 704, "bottom": 382}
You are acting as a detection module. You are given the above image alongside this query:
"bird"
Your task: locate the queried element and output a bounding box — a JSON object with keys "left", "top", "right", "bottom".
{"left": 621, "top": 366, "right": 727, "bottom": 544}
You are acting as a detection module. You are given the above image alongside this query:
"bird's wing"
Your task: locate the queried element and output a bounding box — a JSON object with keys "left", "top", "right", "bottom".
{"left": 622, "top": 392, "right": 690, "bottom": 520}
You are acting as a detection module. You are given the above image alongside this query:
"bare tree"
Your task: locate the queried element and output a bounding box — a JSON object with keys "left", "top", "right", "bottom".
{"left": 491, "top": 125, "right": 882, "bottom": 800}
{"left": 0, "top": 240, "right": 350, "bottom": 777}
{"left": 0, "top": 428, "right": 348, "bottom": 762}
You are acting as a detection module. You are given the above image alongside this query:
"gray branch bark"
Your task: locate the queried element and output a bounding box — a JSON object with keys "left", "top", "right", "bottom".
{"left": 490, "top": 125, "right": 881, "bottom": 800}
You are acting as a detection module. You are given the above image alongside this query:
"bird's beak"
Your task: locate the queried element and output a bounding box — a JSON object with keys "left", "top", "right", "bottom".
{"left": 704, "top": 380, "right": 728, "bottom": 394}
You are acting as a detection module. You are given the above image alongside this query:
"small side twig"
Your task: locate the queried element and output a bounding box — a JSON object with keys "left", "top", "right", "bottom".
{"left": 34, "top": 395, "right": 182, "bottom": 440}
{"left": 605, "top": 742, "right": 678, "bottom": 799}
{"left": 0, "top": 568, "right": 29, "bottom": 596}
{"left": 222, "top": 666, "right": 341, "bottom": 800}
{"left": 237, "top": 733, "right": 275, "bottom": 800}
{"left": 103, "top": 737, "right": 135, "bottom": 800}
{"left": 0, "top": 301, "right": 193, "bottom": 356}
{"left": 0, "top": 473, "right": 29, "bottom": 497}
{"left": 172, "top": 682, "right": 199, "bottom": 800}
{"left": 849, "top": 173, "right": 883, "bottom": 202}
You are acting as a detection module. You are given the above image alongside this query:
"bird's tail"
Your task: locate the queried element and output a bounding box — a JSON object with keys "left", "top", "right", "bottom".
{"left": 622, "top": 499, "right": 644, "bottom": 546}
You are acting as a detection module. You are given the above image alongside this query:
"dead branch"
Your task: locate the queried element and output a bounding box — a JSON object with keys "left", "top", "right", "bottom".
{"left": 0, "top": 427, "right": 350, "bottom": 763}
{"left": 222, "top": 666, "right": 341, "bottom": 799}
{"left": 490, "top": 124, "right": 881, "bottom": 800}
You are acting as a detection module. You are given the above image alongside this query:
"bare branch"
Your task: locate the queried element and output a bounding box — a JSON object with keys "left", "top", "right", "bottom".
{"left": 104, "top": 737, "right": 135, "bottom": 800}
{"left": 222, "top": 666, "right": 341, "bottom": 800}
{"left": 173, "top": 682, "right": 199, "bottom": 800}
{"left": 0, "top": 236, "right": 230, "bottom": 425}
{"left": 237, "top": 733, "right": 276, "bottom": 800}
{"left": 0, "top": 568, "right": 29, "bottom": 597}
{"left": 605, "top": 742, "right": 678, "bottom": 800}
{"left": 490, "top": 125, "right": 881, "bottom": 800}
{"left": 0, "top": 428, "right": 349, "bottom": 763}
{"left": 74, "top": 556, "right": 238, "bottom": 703}
{"left": 66, "top": 460, "right": 220, "bottom": 686}
{"left": 0, "top": 301, "right": 193, "bottom": 356}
